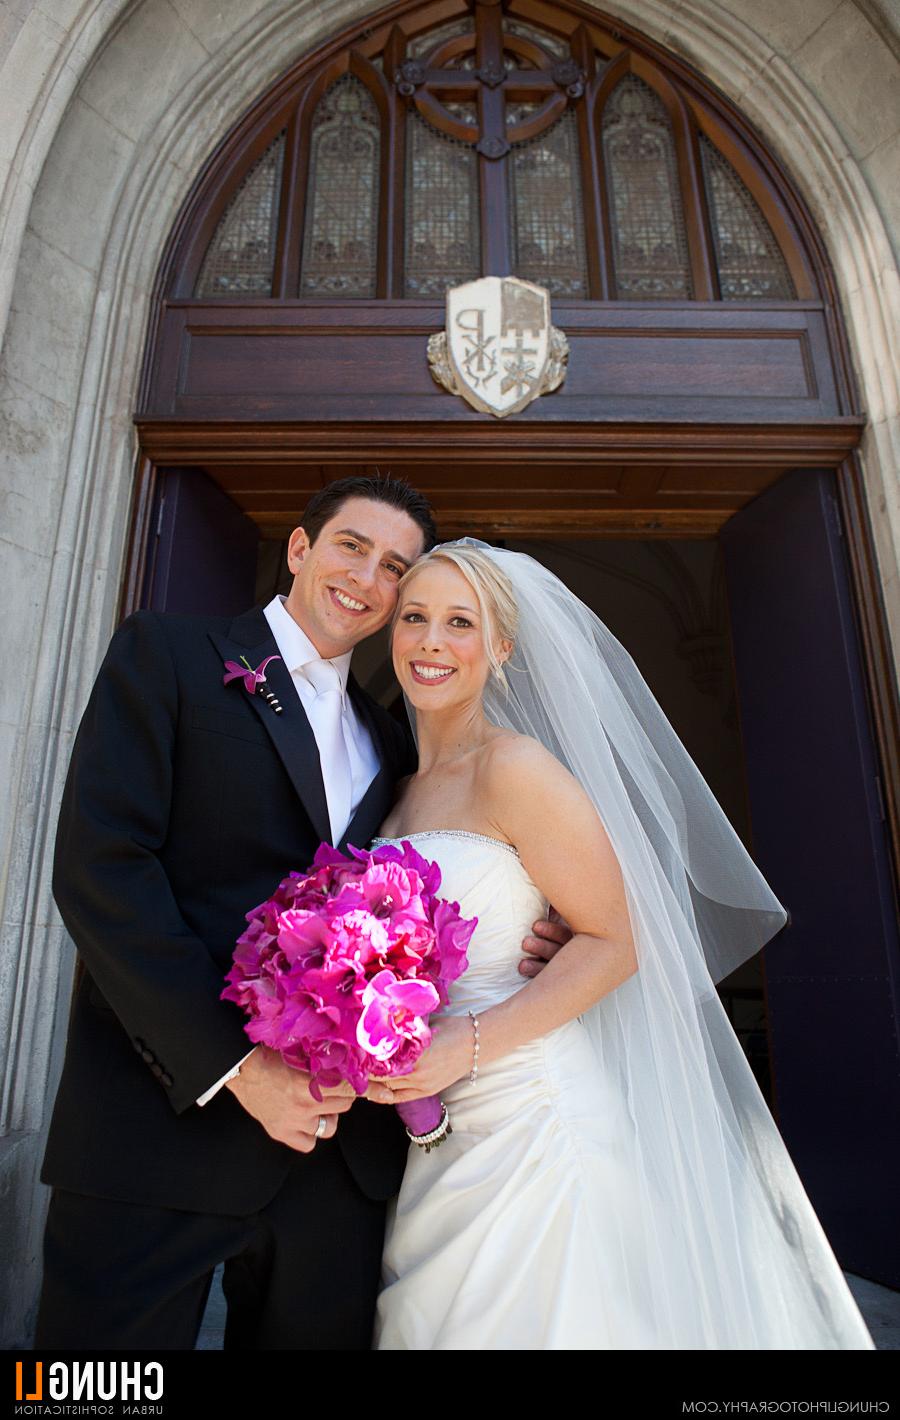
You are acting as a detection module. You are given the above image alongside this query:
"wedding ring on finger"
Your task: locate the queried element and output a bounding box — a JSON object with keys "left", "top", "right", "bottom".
{"left": 315, "top": 1115, "right": 328, "bottom": 1139}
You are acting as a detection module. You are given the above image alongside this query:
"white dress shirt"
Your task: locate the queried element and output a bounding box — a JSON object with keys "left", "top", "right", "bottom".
{"left": 197, "top": 594, "right": 381, "bottom": 1107}
{"left": 261, "top": 593, "right": 381, "bottom": 837}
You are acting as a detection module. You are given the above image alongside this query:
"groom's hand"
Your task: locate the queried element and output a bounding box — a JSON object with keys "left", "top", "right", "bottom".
{"left": 225, "top": 1045, "right": 359, "bottom": 1152}
{"left": 519, "top": 908, "right": 572, "bottom": 978}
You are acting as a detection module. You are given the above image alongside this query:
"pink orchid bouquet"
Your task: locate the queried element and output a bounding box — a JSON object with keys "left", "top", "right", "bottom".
{"left": 221, "top": 841, "right": 476, "bottom": 1150}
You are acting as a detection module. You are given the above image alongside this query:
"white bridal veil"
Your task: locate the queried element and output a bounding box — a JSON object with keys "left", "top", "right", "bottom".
{"left": 413, "top": 538, "right": 874, "bottom": 1350}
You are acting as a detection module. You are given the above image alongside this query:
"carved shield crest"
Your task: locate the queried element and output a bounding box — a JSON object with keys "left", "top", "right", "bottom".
{"left": 428, "top": 276, "right": 568, "bottom": 418}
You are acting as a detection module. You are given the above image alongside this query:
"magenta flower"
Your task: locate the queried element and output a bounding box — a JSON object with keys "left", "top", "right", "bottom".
{"left": 222, "top": 654, "right": 281, "bottom": 694}
{"left": 357, "top": 969, "right": 440, "bottom": 1062}
{"left": 221, "top": 840, "right": 477, "bottom": 1122}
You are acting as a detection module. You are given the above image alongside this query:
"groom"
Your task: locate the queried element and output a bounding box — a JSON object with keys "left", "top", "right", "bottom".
{"left": 36, "top": 474, "right": 566, "bottom": 1350}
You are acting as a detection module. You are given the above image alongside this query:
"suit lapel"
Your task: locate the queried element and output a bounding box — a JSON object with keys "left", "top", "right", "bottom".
{"left": 209, "top": 608, "right": 332, "bottom": 847}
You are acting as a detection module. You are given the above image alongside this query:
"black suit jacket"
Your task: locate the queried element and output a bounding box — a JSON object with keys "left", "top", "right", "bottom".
{"left": 42, "top": 606, "right": 415, "bottom": 1214}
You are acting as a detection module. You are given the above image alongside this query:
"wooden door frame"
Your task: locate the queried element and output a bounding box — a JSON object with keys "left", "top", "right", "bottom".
{"left": 835, "top": 451, "right": 900, "bottom": 920}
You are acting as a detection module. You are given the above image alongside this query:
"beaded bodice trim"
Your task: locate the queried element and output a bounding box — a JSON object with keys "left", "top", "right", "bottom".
{"left": 370, "top": 830, "right": 520, "bottom": 859}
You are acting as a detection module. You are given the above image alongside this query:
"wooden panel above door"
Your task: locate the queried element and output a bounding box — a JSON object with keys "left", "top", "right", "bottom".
{"left": 141, "top": 300, "right": 848, "bottom": 423}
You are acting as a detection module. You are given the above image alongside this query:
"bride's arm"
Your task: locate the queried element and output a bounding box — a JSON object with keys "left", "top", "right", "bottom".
{"left": 386, "top": 737, "right": 638, "bottom": 1101}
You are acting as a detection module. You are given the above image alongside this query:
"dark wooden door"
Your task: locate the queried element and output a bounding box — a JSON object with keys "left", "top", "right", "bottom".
{"left": 721, "top": 467, "right": 900, "bottom": 1286}
{"left": 142, "top": 466, "right": 258, "bottom": 615}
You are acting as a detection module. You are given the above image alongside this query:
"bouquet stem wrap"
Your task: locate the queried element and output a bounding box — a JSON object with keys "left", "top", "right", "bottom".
{"left": 395, "top": 1098, "right": 442, "bottom": 1136}
{"left": 395, "top": 1096, "right": 453, "bottom": 1152}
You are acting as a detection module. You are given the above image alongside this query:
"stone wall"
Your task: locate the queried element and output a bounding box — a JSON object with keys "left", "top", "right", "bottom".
{"left": 0, "top": 0, "right": 897, "bottom": 1344}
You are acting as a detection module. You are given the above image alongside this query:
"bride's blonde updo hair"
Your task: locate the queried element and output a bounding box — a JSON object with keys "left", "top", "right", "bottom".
{"left": 395, "top": 544, "right": 519, "bottom": 691}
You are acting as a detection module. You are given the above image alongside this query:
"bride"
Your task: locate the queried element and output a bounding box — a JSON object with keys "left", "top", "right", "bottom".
{"left": 369, "top": 539, "right": 875, "bottom": 1351}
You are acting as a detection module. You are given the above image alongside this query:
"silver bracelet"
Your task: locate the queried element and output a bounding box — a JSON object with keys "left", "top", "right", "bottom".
{"left": 467, "top": 1009, "right": 480, "bottom": 1086}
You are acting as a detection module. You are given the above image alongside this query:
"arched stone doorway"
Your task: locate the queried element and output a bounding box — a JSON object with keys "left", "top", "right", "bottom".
{"left": 1, "top": 0, "right": 897, "bottom": 1344}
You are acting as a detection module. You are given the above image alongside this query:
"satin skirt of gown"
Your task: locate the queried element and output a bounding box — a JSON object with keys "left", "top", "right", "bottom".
{"left": 372, "top": 831, "right": 659, "bottom": 1350}
{"left": 370, "top": 832, "right": 876, "bottom": 1352}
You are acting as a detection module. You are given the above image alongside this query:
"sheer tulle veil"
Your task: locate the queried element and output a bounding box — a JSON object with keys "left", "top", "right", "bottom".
{"left": 404, "top": 537, "right": 874, "bottom": 1350}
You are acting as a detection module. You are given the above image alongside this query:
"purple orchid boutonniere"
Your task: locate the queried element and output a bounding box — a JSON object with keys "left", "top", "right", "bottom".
{"left": 223, "top": 654, "right": 284, "bottom": 714}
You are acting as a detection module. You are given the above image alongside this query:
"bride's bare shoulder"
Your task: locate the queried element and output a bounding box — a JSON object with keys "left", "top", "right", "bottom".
{"left": 481, "top": 732, "right": 565, "bottom": 783}
{"left": 482, "top": 732, "right": 593, "bottom": 821}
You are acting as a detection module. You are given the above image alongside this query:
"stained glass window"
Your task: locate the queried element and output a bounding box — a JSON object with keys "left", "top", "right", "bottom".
{"left": 404, "top": 111, "right": 480, "bottom": 297}
{"left": 299, "top": 75, "right": 380, "bottom": 298}
{"left": 444, "top": 100, "right": 478, "bottom": 125}
{"left": 407, "top": 18, "right": 472, "bottom": 58}
{"left": 506, "top": 101, "right": 541, "bottom": 126}
{"left": 194, "top": 133, "right": 285, "bottom": 296}
{"left": 504, "top": 46, "right": 537, "bottom": 70}
{"left": 505, "top": 19, "right": 569, "bottom": 59}
{"left": 509, "top": 108, "right": 588, "bottom": 296}
{"left": 699, "top": 135, "right": 795, "bottom": 299}
{"left": 188, "top": 10, "right": 806, "bottom": 306}
{"left": 602, "top": 74, "right": 692, "bottom": 298}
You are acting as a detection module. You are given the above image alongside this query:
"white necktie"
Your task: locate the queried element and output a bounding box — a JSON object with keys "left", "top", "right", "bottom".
{"left": 301, "top": 659, "right": 353, "bottom": 844}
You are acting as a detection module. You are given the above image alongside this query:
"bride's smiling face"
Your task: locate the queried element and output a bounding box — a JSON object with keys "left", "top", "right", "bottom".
{"left": 392, "top": 560, "right": 511, "bottom": 713}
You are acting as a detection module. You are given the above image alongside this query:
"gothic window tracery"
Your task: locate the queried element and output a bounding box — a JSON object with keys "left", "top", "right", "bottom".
{"left": 602, "top": 75, "right": 692, "bottom": 299}
{"left": 299, "top": 75, "right": 381, "bottom": 298}
{"left": 187, "top": 2, "right": 812, "bottom": 304}
{"left": 194, "top": 132, "right": 285, "bottom": 296}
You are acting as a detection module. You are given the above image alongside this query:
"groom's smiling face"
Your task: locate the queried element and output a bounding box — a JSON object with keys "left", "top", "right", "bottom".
{"left": 284, "top": 496, "right": 426, "bottom": 659}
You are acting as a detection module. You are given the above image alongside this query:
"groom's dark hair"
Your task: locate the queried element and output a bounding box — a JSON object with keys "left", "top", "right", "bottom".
{"left": 301, "top": 474, "right": 438, "bottom": 552}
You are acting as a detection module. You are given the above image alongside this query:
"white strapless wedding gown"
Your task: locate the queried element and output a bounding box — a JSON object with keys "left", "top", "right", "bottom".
{"left": 372, "top": 830, "right": 660, "bottom": 1350}
{"left": 369, "top": 830, "right": 876, "bottom": 1352}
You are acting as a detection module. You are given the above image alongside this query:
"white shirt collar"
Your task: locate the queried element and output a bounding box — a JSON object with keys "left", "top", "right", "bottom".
{"left": 263, "top": 594, "right": 353, "bottom": 695}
